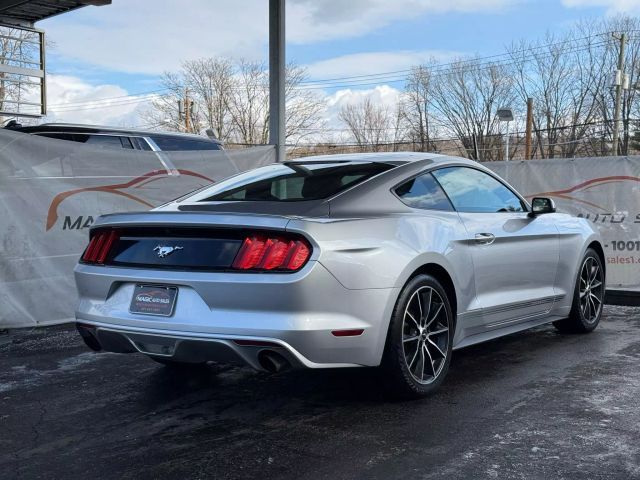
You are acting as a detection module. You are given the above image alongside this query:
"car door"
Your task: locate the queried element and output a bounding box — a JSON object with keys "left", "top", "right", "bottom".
{"left": 432, "top": 166, "right": 560, "bottom": 329}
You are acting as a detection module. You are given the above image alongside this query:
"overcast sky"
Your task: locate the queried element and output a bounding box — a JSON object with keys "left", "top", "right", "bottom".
{"left": 38, "top": 0, "right": 640, "bottom": 129}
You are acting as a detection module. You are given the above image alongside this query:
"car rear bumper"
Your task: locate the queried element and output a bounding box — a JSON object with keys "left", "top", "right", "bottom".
{"left": 76, "top": 322, "right": 363, "bottom": 371}
{"left": 74, "top": 261, "right": 399, "bottom": 369}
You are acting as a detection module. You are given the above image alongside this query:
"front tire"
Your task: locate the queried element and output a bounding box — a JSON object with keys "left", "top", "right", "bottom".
{"left": 381, "top": 274, "right": 454, "bottom": 398}
{"left": 553, "top": 248, "right": 604, "bottom": 333}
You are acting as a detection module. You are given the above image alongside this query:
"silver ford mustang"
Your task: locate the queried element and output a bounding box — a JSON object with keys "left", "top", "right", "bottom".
{"left": 75, "top": 153, "right": 605, "bottom": 397}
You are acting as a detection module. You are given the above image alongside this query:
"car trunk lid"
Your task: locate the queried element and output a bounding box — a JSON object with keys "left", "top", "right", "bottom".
{"left": 84, "top": 211, "right": 312, "bottom": 271}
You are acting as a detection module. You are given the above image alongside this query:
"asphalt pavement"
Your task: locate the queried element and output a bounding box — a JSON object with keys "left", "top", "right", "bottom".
{"left": 1, "top": 305, "right": 640, "bottom": 480}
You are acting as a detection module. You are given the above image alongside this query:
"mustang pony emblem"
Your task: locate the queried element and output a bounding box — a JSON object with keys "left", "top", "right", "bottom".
{"left": 153, "top": 245, "right": 184, "bottom": 258}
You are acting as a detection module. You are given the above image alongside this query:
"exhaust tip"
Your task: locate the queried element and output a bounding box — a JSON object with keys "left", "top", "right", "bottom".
{"left": 258, "top": 350, "right": 291, "bottom": 373}
{"left": 76, "top": 324, "right": 102, "bottom": 351}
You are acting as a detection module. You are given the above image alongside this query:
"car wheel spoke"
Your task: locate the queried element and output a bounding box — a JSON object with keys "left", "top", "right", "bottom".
{"left": 408, "top": 344, "right": 420, "bottom": 370}
{"left": 427, "top": 338, "right": 446, "bottom": 359}
{"left": 424, "top": 303, "right": 443, "bottom": 330}
{"left": 428, "top": 327, "right": 448, "bottom": 337}
{"left": 578, "top": 255, "right": 603, "bottom": 323}
{"left": 419, "top": 288, "right": 432, "bottom": 327}
{"left": 416, "top": 344, "right": 424, "bottom": 381}
{"left": 405, "top": 311, "right": 420, "bottom": 330}
{"left": 423, "top": 343, "right": 436, "bottom": 377}
{"left": 402, "top": 285, "right": 450, "bottom": 385}
{"left": 415, "top": 290, "right": 424, "bottom": 321}
{"left": 590, "top": 264, "right": 599, "bottom": 283}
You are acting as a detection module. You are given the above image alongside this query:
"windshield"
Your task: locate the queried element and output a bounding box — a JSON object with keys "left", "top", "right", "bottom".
{"left": 194, "top": 161, "right": 394, "bottom": 202}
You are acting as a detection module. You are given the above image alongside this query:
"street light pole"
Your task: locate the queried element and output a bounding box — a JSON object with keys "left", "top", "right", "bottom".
{"left": 612, "top": 32, "right": 627, "bottom": 156}
{"left": 497, "top": 107, "right": 514, "bottom": 162}
{"left": 505, "top": 119, "right": 510, "bottom": 161}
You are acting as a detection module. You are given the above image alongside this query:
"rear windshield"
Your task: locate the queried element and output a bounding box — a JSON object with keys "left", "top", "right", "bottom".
{"left": 198, "top": 161, "right": 393, "bottom": 202}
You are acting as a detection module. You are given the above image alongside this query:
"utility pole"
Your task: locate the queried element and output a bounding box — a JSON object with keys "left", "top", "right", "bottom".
{"left": 184, "top": 88, "right": 190, "bottom": 132}
{"left": 612, "top": 32, "right": 627, "bottom": 156}
{"left": 472, "top": 133, "right": 480, "bottom": 161}
{"left": 525, "top": 97, "right": 533, "bottom": 160}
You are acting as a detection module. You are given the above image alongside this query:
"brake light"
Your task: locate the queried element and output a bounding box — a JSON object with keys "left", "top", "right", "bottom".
{"left": 232, "top": 234, "right": 311, "bottom": 271}
{"left": 81, "top": 230, "right": 119, "bottom": 265}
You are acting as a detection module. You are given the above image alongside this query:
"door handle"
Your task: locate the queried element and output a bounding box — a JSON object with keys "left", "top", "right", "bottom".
{"left": 474, "top": 233, "right": 496, "bottom": 245}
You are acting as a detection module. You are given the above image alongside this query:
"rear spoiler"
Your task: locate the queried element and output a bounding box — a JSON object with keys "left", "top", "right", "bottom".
{"left": 91, "top": 211, "right": 293, "bottom": 232}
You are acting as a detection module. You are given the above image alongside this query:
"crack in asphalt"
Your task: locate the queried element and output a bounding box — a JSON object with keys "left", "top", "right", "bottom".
{"left": 30, "top": 398, "right": 47, "bottom": 450}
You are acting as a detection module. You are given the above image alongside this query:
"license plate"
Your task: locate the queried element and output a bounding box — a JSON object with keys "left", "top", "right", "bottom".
{"left": 129, "top": 284, "right": 178, "bottom": 317}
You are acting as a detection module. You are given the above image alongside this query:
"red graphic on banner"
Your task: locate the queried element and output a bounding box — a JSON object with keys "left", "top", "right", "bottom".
{"left": 528, "top": 175, "right": 640, "bottom": 211}
{"left": 46, "top": 169, "right": 214, "bottom": 231}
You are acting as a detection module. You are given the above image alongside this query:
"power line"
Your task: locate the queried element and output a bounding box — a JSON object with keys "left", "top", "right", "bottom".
{"left": 48, "top": 88, "right": 169, "bottom": 108}
{"left": 295, "top": 40, "right": 614, "bottom": 90}
{"left": 298, "top": 30, "right": 624, "bottom": 86}
{"left": 50, "top": 95, "right": 158, "bottom": 112}
{"left": 45, "top": 30, "right": 628, "bottom": 109}
{"left": 44, "top": 30, "right": 637, "bottom": 111}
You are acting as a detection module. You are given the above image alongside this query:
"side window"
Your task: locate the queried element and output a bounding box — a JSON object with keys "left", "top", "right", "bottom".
{"left": 120, "top": 137, "right": 134, "bottom": 149}
{"left": 151, "top": 136, "right": 220, "bottom": 151}
{"left": 76, "top": 134, "right": 125, "bottom": 149}
{"left": 432, "top": 167, "right": 526, "bottom": 213}
{"left": 34, "top": 132, "right": 76, "bottom": 141}
{"left": 134, "top": 137, "right": 153, "bottom": 151}
{"left": 395, "top": 173, "right": 453, "bottom": 211}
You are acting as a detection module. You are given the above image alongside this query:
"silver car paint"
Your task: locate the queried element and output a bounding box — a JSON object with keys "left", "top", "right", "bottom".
{"left": 74, "top": 153, "right": 603, "bottom": 369}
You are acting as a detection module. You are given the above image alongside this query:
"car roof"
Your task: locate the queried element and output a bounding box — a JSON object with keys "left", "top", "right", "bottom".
{"left": 14, "top": 123, "right": 222, "bottom": 144}
{"left": 290, "top": 152, "right": 452, "bottom": 166}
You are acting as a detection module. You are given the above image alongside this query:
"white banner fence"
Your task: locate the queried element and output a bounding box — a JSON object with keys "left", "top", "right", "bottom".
{"left": 0, "top": 130, "right": 275, "bottom": 328}
{"left": 1, "top": 133, "right": 638, "bottom": 328}
{"left": 486, "top": 156, "right": 640, "bottom": 290}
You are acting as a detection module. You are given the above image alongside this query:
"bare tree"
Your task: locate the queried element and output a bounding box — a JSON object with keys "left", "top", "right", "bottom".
{"left": 508, "top": 28, "right": 607, "bottom": 158}
{"left": 589, "top": 15, "right": 640, "bottom": 156}
{"left": 402, "top": 64, "right": 437, "bottom": 151}
{"left": 143, "top": 58, "right": 325, "bottom": 145}
{"left": 285, "top": 64, "right": 327, "bottom": 147}
{"left": 339, "top": 97, "right": 400, "bottom": 151}
{"left": 0, "top": 26, "right": 42, "bottom": 121}
{"left": 227, "top": 60, "right": 326, "bottom": 145}
{"left": 142, "top": 71, "right": 191, "bottom": 133}
{"left": 429, "top": 58, "right": 517, "bottom": 160}
{"left": 225, "top": 59, "right": 267, "bottom": 144}
{"left": 183, "top": 58, "right": 234, "bottom": 140}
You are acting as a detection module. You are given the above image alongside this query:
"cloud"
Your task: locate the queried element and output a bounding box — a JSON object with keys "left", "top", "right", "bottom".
{"left": 42, "top": 74, "right": 150, "bottom": 127}
{"left": 38, "top": 74, "right": 406, "bottom": 140}
{"left": 321, "top": 85, "right": 404, "bottom": 140}
{"left": 561, "top": 0, "right": 640, "bottom": 13}
{"left": 30, "top": 74, "right": 406, "bottom": 139}
{"left": 42, "top": 1, "right": 270, "bottom": 75}
{"left": 41, "top": 0, "right": 511, "bottom": 75}
{"left": 288, "top": 0, "right": 515, "bottom": 43}
{"left": 305, "top": 50, "right": 459, "bottom": 81}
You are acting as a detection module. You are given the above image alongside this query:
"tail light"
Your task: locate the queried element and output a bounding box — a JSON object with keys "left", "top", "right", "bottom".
{"left": 232, "top": 234, "right": 311, "bottom": 271}
{"left": 81, "top": 230, "right": 119, "bottom": 265}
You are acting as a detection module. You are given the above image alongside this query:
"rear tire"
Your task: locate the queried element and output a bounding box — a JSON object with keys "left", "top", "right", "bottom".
{"left": 381, "top": 274, "right": 454, "bottom": 398}
{"left": 553, "top": 248, "right": 604, "bottom": 334}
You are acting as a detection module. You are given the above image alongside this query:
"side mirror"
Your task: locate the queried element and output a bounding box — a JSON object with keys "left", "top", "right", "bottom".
{"left": 529, "top": 197, "right": 556, "bottom": 217}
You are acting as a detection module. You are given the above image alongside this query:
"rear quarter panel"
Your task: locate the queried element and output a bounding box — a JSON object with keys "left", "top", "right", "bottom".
{"left": 286, "top": 210, "right": 477, "bottom": 346}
